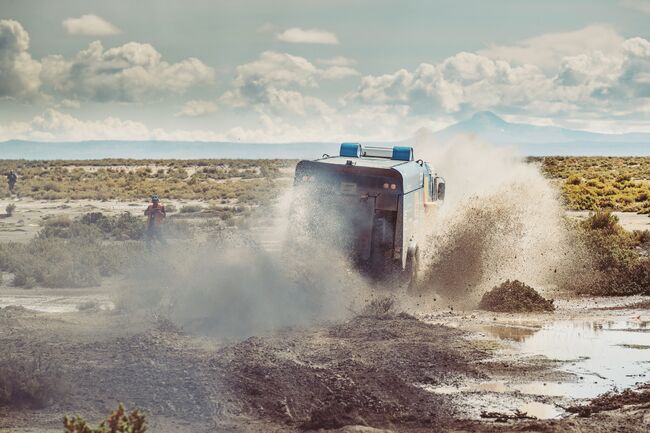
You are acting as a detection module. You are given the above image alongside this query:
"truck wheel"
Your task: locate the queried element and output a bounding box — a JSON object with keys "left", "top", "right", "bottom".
{"left": 405, "top": 247, "right": 420, "bottom": 291}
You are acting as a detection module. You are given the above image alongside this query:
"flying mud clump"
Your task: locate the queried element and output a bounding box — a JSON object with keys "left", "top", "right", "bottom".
{"left": 412, "top": 137, "right": 578, "bottom": 305}
{"left": 478, "top": 279, "right": 555, "bottom": 313}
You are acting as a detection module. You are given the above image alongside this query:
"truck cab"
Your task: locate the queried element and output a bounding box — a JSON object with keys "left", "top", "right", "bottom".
{"left": 293, "top": 143, "right": 445, "bottom": 286}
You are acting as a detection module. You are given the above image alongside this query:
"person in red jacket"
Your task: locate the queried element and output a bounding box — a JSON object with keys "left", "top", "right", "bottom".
{"left": 144, "top": 194, "right": 167, "bottom": 248}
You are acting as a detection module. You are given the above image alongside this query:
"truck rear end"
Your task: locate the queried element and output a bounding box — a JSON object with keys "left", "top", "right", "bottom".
{"left": 292, "top": 143, "right": 444, "bottom": 283}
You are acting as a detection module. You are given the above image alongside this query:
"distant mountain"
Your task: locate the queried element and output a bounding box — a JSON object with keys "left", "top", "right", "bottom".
{"left": 431, "top": 111, "right": 650, "bottom": 156}
{"left": 0, "top": 112, "right": 648, "bottom": 159}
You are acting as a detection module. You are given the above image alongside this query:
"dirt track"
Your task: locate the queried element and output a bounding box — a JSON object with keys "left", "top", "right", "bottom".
{"left": 1, "top": 297, "right": 649, "bottom": 433}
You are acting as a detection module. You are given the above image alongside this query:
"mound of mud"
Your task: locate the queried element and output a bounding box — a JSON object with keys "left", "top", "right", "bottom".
{"left": 478, "top": 280, "right": 554, "bottom": 312}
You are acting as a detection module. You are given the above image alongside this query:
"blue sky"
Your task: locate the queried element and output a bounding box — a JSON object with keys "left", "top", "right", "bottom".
{"left": 1, "top": 0, "right": 649, "bottom": 142}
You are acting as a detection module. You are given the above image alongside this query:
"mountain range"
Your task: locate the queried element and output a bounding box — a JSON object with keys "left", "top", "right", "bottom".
{"left": 429, "top": 111, "right": 650, "bottom": 155}
{"left": 0, "top": 112, "right": 648, "bottom": 159}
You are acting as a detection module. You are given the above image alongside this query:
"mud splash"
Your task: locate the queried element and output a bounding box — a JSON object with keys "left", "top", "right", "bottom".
{"left": 412, "top": 138, "right": 576, "bottom": 305}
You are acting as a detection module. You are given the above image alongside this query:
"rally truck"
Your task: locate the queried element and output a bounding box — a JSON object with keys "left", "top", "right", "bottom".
{"left": 293, "top": 143, "right": 445, "bottom": 286}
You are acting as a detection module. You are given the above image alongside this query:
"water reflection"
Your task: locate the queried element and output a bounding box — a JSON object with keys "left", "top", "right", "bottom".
{"left": 481, "top": 324, "right": 539, "bottom": 342}
{"left": 481, "top": 320, "right": 650, "bottom": 399}
{"left": 518, "top": 401, "right": 562, "bottom": 419}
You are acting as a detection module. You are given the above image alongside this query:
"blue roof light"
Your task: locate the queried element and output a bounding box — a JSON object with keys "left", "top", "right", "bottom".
{"left": 392, "top": 146, "right": 413, "bottom": 161}
{"left": 340, "top": 142, "right": 361, "bottom": 157}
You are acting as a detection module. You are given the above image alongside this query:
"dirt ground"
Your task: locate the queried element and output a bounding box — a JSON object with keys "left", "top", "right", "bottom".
{"left": 0, "top": 293, "right": 648, "bottom": 433}
{"left": 0, "top": 199, "right": 649, "bottom": 432}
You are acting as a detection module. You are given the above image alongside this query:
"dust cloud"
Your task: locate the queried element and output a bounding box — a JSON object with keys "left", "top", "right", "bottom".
{"left": 412, "top": 136, "right": 576, "bottom": 306}
{"left": 121, "top": 136, "right": 577, "bottom": 332}
{"left": 120, "top": 187, "right": 370, "bottom": 338}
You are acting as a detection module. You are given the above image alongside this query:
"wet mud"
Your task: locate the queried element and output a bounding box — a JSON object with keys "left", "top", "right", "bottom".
{"left": 0, "top": 295, "right": 649, "bottom": 432}
{"left": 478, "top": 280, "right": 555, "bottom": 313}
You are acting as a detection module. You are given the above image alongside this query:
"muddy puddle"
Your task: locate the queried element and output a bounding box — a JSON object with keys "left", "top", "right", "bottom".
{"left": 422, "top": 317, "right": 650, "bottom": 419}
{"left": 484, "top": 320, "right": 650, "bottom": 397}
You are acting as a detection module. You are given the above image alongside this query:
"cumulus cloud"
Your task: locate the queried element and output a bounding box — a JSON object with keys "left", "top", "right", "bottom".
{"left": 276, "top": 27, "right": 339, "bottom": 45}
{"left": 220, "top": 51, "right": 354, "bottom": 116}
{"left": 41, "top": 40, "right": 215, "bottom": 102}
{"left": 0, "top": 109, "right": 229, "bottom": 142}
{"left": 350, "top": 53, "right": 548, "bottom": 114}
{"left": 348, "top": 30, "right": 650, "bottom": 122}
{"left": 175, "top": 99, "right": 218, "bottom": 117}
{"left": 322, "top": 65, "right": 360, "bottom": 79}
{"left": 479, "top": 24, "right": 624, "bottom": 71}
{"left": 1, "top": 107, "right": 416, "bottom": 143}
{"left": 0, "top": 19, "right": 42, "bottom": 100}
{"left": 62, "top": 14, "right": 121, "bottom": 36}
{"left": 317, "top": 56, "right": 356, "bottom": 66}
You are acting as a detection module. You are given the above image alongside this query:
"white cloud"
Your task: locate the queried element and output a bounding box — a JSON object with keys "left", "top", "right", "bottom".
{"left": 350, "top": 54, "right": 549, "bottom": 114}
{"left": 2, "top": 107, "right": 410, "bottom": 143}
{"left": 220, "top": 51, "right": 346, "bottom": 115}
{"left": 0, "top": 109, "right": 152, "bottom": 141}
{"left": 0, "top": 20, "right": 42, "bottom": 100}
{"left": 230, "top": 51, "right": 320, "bottom": 90}
{"left": 620, "top": 0, "right": 650, "bottom": 14}
{"left": 348, "top": 30, "right": 650, "bottom": 123}
{"left": 176, "top": 99, "right": 218, "bottom": 117}
{"left": 0, "top": 109, "right": 229, "bottom": 142}
{"left": 58, "top": 99, "right": 81, "bottom": 109}
{"left": 222, "top": 104, "right": 439, "bottom": 143}
{"left": 276, "top": 27, "right": 339, "bottom": 45}
{"left": 479, "top": 24, "right": 624, "bottom": 71}
{"left": 262, "top": 88, "right": 334, "bottom": 116}
{"left": 41, "top": 40, "right": 215, "bottom": 102}
{"left": 317, "top": 56, "right": 356, "bottom": 66}
{"left": 322, "top": 65, "right": 360, "bottom": 79}
{"left": 63, "top": 14, "right": 121, "bottom": 36}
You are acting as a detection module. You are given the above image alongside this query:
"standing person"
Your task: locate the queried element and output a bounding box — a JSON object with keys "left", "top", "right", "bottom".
{"left": 144, "top": 194, "right": 167, "bottom": 248}
{"left": 6, "top": 170, "right": 17, "bottom": 193}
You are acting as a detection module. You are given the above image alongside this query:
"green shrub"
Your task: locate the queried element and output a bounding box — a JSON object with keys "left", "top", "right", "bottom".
{"left": 0, "top": 347, "right": 64, "bottom": 409}
{"left": 5, "top": 203, "right": 15, "bottom": 216}
{"left": 180, "top": 204, "right": 203, "bottom": 213}
{"left": 0, "top": 159, "right": 294, "bottom": 203}
{"left": 0, "top": 235, "right": 142, "bottom": 288}
{"left": 585, "top": 210, "right": 620, "bottom": 233}
{"left": 566, "top": 174, "right": 582, "bottom": 185}
{"left": 571, "top": 211, "right": 650, "bottom": 295}
{"left": 64, "top": 404, "right": 146, "bottom": 433}
{"left": 537, "top": 156, "right": 650, "bottom": 212}
{"left": 42, "top": 212, "right": 144, "bottom": 241}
